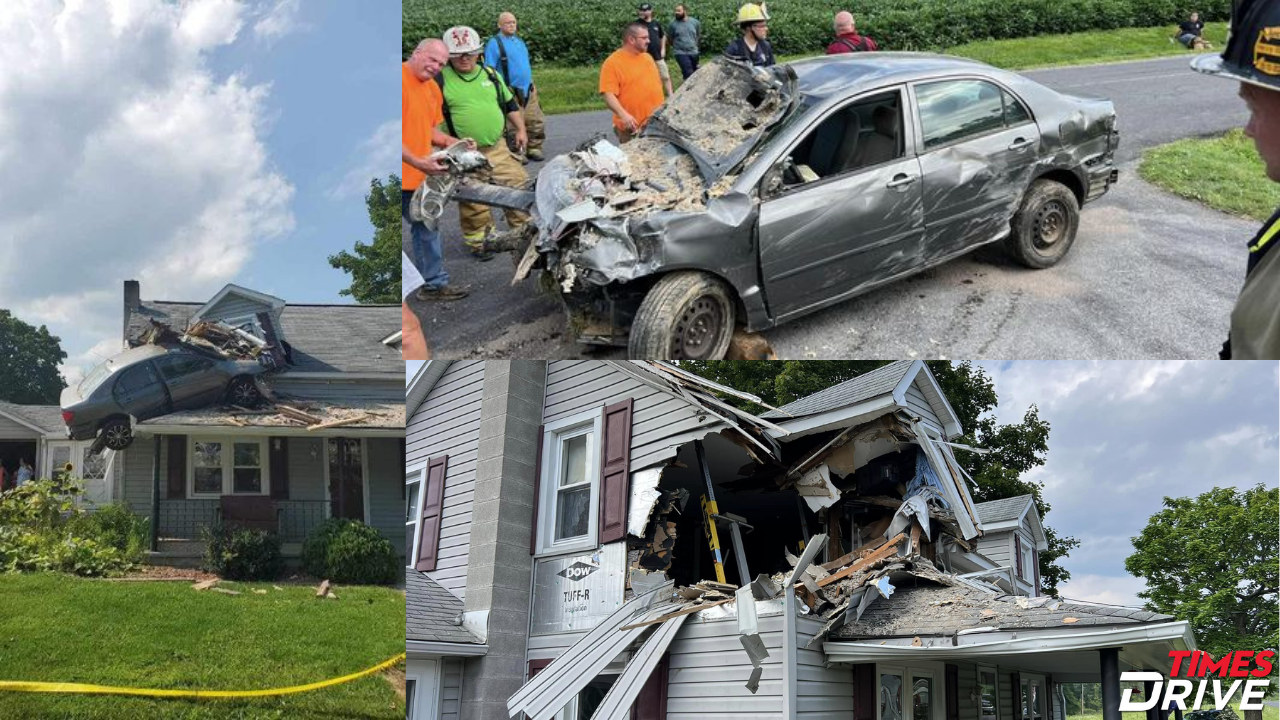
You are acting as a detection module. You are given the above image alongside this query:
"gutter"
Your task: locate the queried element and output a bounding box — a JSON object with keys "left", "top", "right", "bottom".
{"left": 406, "top": 640, "right": 489, "bottom": 659}
{"left": 136, "top": 424, "right": 404, "bottom": 438}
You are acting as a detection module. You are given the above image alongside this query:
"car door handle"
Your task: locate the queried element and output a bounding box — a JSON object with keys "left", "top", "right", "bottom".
{"left": 1008, "top": 138, "right": 1036, "bottom": 151}
{"left": 887, "top": 174, "right": 916, "bottom": 189}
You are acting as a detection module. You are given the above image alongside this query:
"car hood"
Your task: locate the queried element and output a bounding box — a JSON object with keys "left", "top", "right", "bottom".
{"left": 644, "top": 57, "right": 797, "bottom": 182}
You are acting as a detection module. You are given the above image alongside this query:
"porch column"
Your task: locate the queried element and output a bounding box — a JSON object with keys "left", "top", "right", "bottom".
{"left": 1144, "top": 676, "right": 1158, "bottom": 720}
{"left": 1100, "top": 649, "right": 1122, "bottom": 720}
{"left": 150, "top": 435, "right": 160, "bottom": 552}
{"left": 1174, "top": 706, "right": 1184, "bottom": 720}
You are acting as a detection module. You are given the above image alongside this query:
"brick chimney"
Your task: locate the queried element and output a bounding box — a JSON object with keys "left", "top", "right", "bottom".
{"left": 123, "top": 280, "right": 140, "bottom": 344}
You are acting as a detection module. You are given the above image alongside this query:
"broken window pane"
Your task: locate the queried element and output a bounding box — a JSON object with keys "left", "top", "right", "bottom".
{"left": 555, "top": 485, "right": 590, "bottom": 541}
{"left": 912, "top": 676, "right": 933, "bottom": 720}
{"left": 560, "top": 433, "right": 589, "bottom": 488}
{"left": 882, "top": 673, "right": 903, "bottom": 720}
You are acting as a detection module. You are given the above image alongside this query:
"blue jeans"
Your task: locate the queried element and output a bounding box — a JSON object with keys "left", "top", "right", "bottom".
{"left": 402, "top": 190, "right": 448, "bottom": 289}
{"left": 675, "top": 53, "right": 699, "bottom": 80}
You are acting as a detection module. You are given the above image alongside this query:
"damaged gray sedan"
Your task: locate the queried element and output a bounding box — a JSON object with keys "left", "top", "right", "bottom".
{"left": 459, "top": 53, "right": 1118, "bottom": 358}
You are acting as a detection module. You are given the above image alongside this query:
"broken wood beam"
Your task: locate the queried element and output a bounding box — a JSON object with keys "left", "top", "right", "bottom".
{"left": 306, "top": 413, "right": 370, "bottom": 432}
{"left": 618, "top": 597, "right": 735, "bottom": 630}
{"left": 814, "top": 533, "right": 906, "bottom": 588}
{"left": 820, "top": 528, "right": 899, "bottom": 571}
{"left": 910, "top": 521, "right": 922, "bottom": 553}
{"left": 275, "top": 404, "right": 324, "bottom": 424}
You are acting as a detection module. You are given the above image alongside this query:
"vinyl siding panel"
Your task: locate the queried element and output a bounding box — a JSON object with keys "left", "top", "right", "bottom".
{"left": 543, "top": 361, "right": 721, "bottom": 473}
{"left": 199, "top": 295, "right": 272, "bottom": 324}
{"left": 0, "top": 415, "right": 41, "bottom": 438}
{"left": 666, "top": 612, "right": 786, "bottom": 720}
{"left": 956, "top": 661, "right": 981, "bottom": 720}
{"left": 406, "top": 360, "right": 485, "bottom": 602}
{"left": 905, "top": 382, "right": 945, "bottom": 436}
{"left": 367, "top": 437, "right": 405, "bottom": 556}
{"left": 122, "top": 442, "right": 155, "bottom": 516}
{"left": 976, "top": 530, "right": 1013, "bottom": 569}
{"left": 527, "top": 631, "right": 590, "bottom": 660}
{"left": 999, "top": 670, "right": 1015, "bottom": 720}
{"left": 797, "top": 615, "right": 854, "bottom": 720}
{"left": 440, "top": 657, "right": 464, "bottom": 720}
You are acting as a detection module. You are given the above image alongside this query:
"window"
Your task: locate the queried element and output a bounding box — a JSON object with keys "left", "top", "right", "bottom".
{"left": 406, "top": 468, "right": 423, "bottom": 567}
{"left": 978, "top": 667, "right": 998, "bottom": 720}
{"left": 881, "top": 670, "right": 905, "bottom": 720}
{"left": 536, "top": 409, "right": 603, "bottom": 555}
{"left": 155, "top": 354, "right": 213, "bottom": 381}
{"left": 189, "top": 437, "right": 269, "bottom": 497}
{"left": 406, "top": 678, "right": 417, "bottom": 718}
{"left": 917, "top": 79, "right": 1013, "bottom": 150}
{"left": 1021, "top": 675, "right": 1045, "bottom": 720}
{"left": 783, "top": 90, "right": 904, "bottom": 186}
{"left": 112, "top": 362, "right": 161, "bottom": 403}
{"left": 912, "top": 675, "right": 934, "bottom": 720}
{"left": 1004, "top": 90, "right": 1031, "bottom": 126}
{"left": 82, "top": 447, "right": 107, "bottom": 481}
{"left": 879, "top": 665, "right": 941, "bottom": 720}
{"left": 1021, "top": 538, "right": 1034, "bottom": 581}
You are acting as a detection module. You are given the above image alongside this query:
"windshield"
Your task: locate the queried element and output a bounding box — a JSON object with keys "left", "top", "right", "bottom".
{"left": 78, "top": 360, "right": 114, "bottom": 395}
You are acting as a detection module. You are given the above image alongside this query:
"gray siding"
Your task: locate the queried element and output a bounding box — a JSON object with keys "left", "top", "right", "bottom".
{"left": 367, "top": 437, "right": 405, "bottom": 556}
{"left": 527, "top": 631, "right": 588, "bottom": 660}
{"left": 122, "top": 443, "right": 154, "bottom": 516}
{"left": 199, "top": 294, "right": 272, "bottom": 324}
{"left": 976, "top": 529, "right": 1013, "bottom": 570}
{"left": 905, "top": 381, "right": 945, "bottom": 436}
{"left": 406, "top": 359, "right": 485, "bottom": 601}
{"left": 440, "top": 657, "right": 464, "bottom": 720}
{"left": 0, "top": 414, "right": 41, "bottom": 438}
{"left": 543, "top": 361, "right": 718, "bottom": 472}
{"left": 956, "top": 661, "right": 981, "bottom": 720}
{"left": 666, "top": 612, "right": 786, "bottom": 719}
{"left": 999, "top": 670, "right": 1015, "bottom": 720}
{"left": 797, "top": 615, "right": 854, "bottom": 720}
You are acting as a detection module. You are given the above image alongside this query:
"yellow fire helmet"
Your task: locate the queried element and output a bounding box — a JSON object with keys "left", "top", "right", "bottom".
{"left": 1191, "top": 0, "right": 1280, "bottom": 92}
{"left": 735, "top": 3, "right": 770, "bottom": 25}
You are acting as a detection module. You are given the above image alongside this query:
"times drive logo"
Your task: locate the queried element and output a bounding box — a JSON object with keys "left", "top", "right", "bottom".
{"left": 1120, "top": 651, "right": 1275, "bottom": 712}
{"left": 557, "top": 561, "right": 599, "bottom": 582}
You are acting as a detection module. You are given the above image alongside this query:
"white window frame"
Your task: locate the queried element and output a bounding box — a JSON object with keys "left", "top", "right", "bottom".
{"left": 535, "top": 408, "right": 603, "bottom": 557}
{"left": 978, "top": 665, "right": 999, "bottom": 720}
{"left": 1020, "top": 535, "right": 1035, "bottom": 582}
{"left": 188, "top": 436, "right": 271, "bottom": 498}
{"left": 405, "top": 657, "right": 439, "bottom": 720}
{"left": 877, "top": 663, "right": 946, "bottom": 720}
{"left": 406, "top": 463, "right": 426, "bottom": 568}
{"left": 1021, "top": 673, "right": 1046, "bottom": 720}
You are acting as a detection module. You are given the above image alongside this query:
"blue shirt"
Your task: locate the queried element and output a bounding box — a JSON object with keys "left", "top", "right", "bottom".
{"left": 484, "top": 34, "right": 533, "bottom": 94}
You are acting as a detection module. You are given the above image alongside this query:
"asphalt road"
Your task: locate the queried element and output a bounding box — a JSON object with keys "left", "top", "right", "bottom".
{"left": 410, "top": 54, "right": 1254, "bottom": 360}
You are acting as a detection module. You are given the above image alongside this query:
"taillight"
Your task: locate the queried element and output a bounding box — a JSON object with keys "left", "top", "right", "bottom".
{"left": 61, "top": 410, "right": 74, "bottom": 425}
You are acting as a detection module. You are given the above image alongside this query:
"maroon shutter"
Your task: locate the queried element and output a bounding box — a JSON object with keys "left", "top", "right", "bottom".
{"left": 1011, "top": 672, "right": 1022, "bottom": 720}
{"left": 269, "top": 437, "right": 289, "bottom": 500}
{"left": 167, "top": 435, "right": 186, "bottom": 499}
{"left": 631, "top": 654, "right": 669, "bottom": 720}
{"left": 399, "top": 439, "right": 407, "bottom": 500}
{"left": 1033, "top": 549, "right": 1041, "bottom": 596}
{"left": 525, "top": 658, "right": 555, "bottom": 720}
{"left": 531, "top": 425, "right": 545, "bottom": 555}
{"left": 946, "top": 665, "right": 959, "bottom": 720}
{"left": 1014, "top": 535, "right": 1023, "bottom": 578}
{"left": 853, "top": 663, "right": 876, "bottom": 720}
{"left": 415, "top": 455, "right": 447, "bottom": 571}
{"left": 598, "top": 399, "right": 633, "bottom": 545}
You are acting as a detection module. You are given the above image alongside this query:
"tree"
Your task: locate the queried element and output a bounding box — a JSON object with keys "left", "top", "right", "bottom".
{"left": 0, "top": 310, "right": 67, "bottom": 404}
{"left": 681, "top": 360, "right": 1078, "bottom": 595}
{"left": 328, "top": 176, "right": 402, "bottom": 304}
{"left": 1124, "top": 485, "right": 1279, "bottom": 658}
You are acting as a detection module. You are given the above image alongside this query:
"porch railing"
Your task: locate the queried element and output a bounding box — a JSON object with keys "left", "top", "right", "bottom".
{"left": 158, "top": 499, "right": 330, "bottom": 542}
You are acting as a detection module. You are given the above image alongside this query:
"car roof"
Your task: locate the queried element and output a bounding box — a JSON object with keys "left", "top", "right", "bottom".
{"left": 787, "top": 52, "right": 998, "bottom": 99}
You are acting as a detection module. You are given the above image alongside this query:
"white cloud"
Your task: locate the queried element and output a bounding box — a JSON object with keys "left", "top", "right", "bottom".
{"left": 252, "top": 0, "right": 304, "bottom": 43}
{"left": 327, "top": 118, "right": 399, "bottom": 200}
{"left": 0, "top": 0, "right": 293, "bottom": 378}
{"left": 1058, "top": 573, "right": 1149, "bottom": 609}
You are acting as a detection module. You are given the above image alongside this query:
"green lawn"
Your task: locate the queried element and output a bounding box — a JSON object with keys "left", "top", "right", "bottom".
{"left": 533, "top": 23, "right": 1228, "bottom": 115}
{"left": 1139, "top": 129, "right": 1280, "bottom": 222}
{"left": 0, "top": 572, "right": 405, "bottom": 719}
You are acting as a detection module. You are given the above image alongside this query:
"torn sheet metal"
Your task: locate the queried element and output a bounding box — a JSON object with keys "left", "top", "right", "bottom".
{"left": 508, "top": 585, "right": 676, "bottom": 720}
{"left": 910, "top": 420, "right": 979, "bottom": 539}
{"left": 735, "top": 585, "right": 759, "bottom": 636}
{"left": 785, "top": 532, "right": 828, "bottom": 587}
{"left": 750, "top": 573, "right": 780, "bottom": 601}
{"left": 587, "top": 612, "right": 689, "bottom": 720}
{"left": 887, "top": 494, "right": 933, "bottom": 545}
{"left": 740, "top": 633, "right": 771, "bottom": 667}
{"left": 794, "top": 462, "right": 840, "bottom": 512}
{"left": 745, "top": 666, "right": 764, "bottom": 694}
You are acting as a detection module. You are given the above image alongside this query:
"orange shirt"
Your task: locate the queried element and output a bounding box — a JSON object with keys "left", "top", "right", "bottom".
{"left": 599, "top": 49, "right": 664, "bottom": 131}
{"left": 403, "top": 63, "right": 444, "bottom": 191}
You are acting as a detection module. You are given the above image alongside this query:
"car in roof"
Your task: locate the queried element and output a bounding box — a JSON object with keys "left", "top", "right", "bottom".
{"left": 493, "top": 53, "right": 1118, "bottom": 359}
{"left": 61, "top": 344, "right": 267, "bottom": 450}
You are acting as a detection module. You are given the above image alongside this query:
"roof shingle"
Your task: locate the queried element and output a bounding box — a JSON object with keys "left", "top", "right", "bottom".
{"left": 974, "top": 494, "right": 1035, "bottom": 524}
{"left": 406, "top": 571, "right": 481, "bottom": 645}
{"left": 763, "top": 360, "right": 914, "bottom": 419}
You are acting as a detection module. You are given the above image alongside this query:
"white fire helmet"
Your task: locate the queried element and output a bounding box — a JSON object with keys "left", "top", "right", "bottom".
{"left": 443, "top": 26, "right": 482, "bottom": 55}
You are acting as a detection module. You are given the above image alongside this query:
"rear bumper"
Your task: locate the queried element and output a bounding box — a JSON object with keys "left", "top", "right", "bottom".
{"left": 1085, "top": 164, "right": 1118, "bottom": 203}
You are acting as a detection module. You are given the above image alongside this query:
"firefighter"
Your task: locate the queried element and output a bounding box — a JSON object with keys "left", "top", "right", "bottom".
{"left": 1192, "top": 0, "right": 1280, "bottom": 358}
{"left": 725, "top": 3, "right": 775, "bottom": 67}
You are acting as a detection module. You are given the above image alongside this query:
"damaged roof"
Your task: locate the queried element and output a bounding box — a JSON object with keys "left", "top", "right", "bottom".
{"left": 973, "top": 494, "right": 1036, "bottom": 524}
{"left": 0, "top": 402, "right": 64, "bottom": 434}
{"left": 763, "top": 361, "right": 914, "bottom": 419}
{"left": 407, "top": 571, "right": 482, "bottom": 645}
{"left": 833, "top": 579, "right": 1174, "bottom": 639}
{"left": 136, "top": 400, "right": 405, "bottom": 430}
{"left": 126, "top": 300, "right": 401, "bottom": 374}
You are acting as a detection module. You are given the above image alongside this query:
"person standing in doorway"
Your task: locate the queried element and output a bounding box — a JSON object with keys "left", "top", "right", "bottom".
{"left": 16, "top": 459, "right": 33, "bottom": 487}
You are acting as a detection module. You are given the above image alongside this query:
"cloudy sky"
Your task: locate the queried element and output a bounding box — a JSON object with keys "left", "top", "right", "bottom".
{"left": 407, "top": 360, "right": 1278, "bottom": 608}
{"left": 975, "top": 360, "right": 1279, "bottom": 608}
{"left": 0, "top": 0, "right": 396, "bottom": 383}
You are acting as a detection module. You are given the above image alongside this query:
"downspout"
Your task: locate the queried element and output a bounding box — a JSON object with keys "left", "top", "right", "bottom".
{"left": 150, "top": 435, "right": 160, "bottom": 552}
{"left": 784, "top": 585, "right": 797, "bottom": 720}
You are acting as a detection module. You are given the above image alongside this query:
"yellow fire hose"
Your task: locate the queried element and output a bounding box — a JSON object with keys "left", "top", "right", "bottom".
{"left": 0, "top": 652, "right": 406, "bottom": 699}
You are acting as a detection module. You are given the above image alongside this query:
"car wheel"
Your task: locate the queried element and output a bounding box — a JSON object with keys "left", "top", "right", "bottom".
{"left": 228, "top": 376, "right": 263, "bottom": 407}
{"left": 629, "top": 272, "right": 736, "bottom": 360}
{"left": 101, "top": 418, "right": 133, "bottom": 451}
{"left": 1006, "top": 179, "right": 1080, "bottom": 269}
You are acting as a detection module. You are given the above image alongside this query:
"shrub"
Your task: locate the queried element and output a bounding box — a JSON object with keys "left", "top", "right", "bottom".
{"left": 301, "top": 519, "right": 398, "bottom": 585}
{"left": 0, "top": 479, "right": 142, "bottom": 577}
{"left": 202, "top": 523, "right": 284, "bottom": 581}
{"left": 404, "top": 0, "right": 1230, "bottom": 66}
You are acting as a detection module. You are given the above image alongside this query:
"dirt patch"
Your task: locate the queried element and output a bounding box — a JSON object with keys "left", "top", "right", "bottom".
{"left": 383, "top": 665, "right": 406, "bottom": 700}
{"left": 107, "top": 565, "right": 220, "bottom": 582}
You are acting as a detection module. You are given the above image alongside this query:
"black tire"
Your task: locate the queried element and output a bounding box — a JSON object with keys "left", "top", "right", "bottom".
{"left": 228, "top": 376, "right": 263, "bottom": 407}
{"left": 1005, "top": 179, "right": 1080, "bottom": 269}
{"left": 628, "top": 271, "right": 736, "bottom": 359}
{"left": 101, "top": 418, "right": 133, "bottom": 451}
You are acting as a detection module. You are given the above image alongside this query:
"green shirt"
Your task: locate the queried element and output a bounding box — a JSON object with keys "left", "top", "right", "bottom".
{"left": 439, "top": 65, "right": 513, "bottom": 147}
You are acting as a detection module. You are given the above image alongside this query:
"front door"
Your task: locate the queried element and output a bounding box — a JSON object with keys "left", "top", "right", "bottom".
{"left": 328, "top": 438, "right": 364, "bottom": 521}
{"left": 46, "top": 441, "right": 112, "bottom": 505}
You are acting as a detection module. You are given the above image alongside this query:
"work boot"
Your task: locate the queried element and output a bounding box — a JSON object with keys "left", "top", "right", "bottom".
{"left": 416, "top": 284, "right": 470, "bottom": 301}
{"left": 526, "top": 148, "right": 544, "bottom": 162}
{"left": 463, "top": 230, "right": 495, "bottom": 262}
